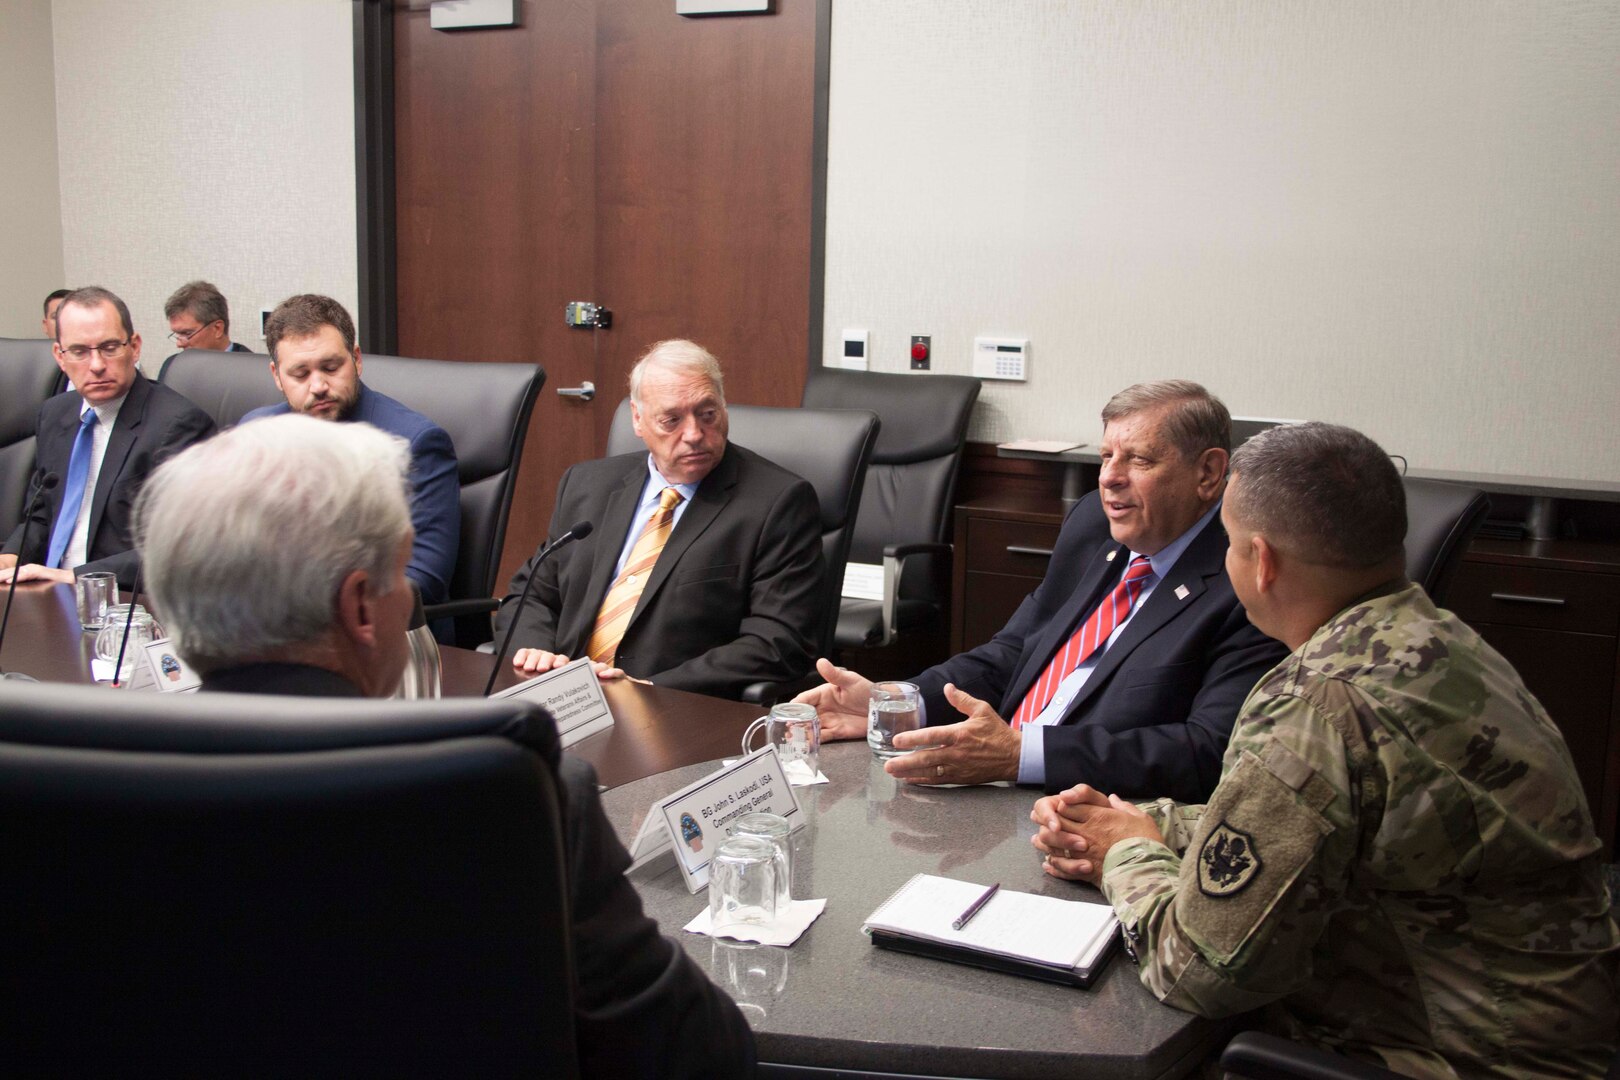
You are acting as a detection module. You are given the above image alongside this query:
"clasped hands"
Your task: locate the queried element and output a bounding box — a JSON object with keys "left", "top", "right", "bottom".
{"left": 794, "top": 657, "right": 1021, "bottom": 786}
{"left": 1030, "top": 785, "right": 1163, "bottom": 887}
{"left": 511, "top": 648, "right": 640, "bottom": 683}
{"left": 0, "top": 555, "right": 76, "bottom": 587}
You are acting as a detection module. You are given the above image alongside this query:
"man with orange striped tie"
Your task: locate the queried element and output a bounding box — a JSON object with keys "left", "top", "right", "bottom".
{"left": 799, "top": 381, "right": 1287, "bottom": 801}
{"left": 495, "top": 340, "right": 825, "bottom": 701}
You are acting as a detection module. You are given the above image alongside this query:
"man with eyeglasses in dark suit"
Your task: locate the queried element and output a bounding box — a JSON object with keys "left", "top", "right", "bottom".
{"left": 0, "top": 286, "right": 215, "bottom": 590}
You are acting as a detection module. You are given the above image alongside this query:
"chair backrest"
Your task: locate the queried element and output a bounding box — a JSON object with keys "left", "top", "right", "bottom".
{"left": 0, "top": 338, "right": 67, "bottom": 537}
{"left": 607, "top": 397, "right": 881, "bottom": 656}
{"left": 1403, "top": 476, "right": 1490, "bottom": 603}
{"left": 159, "top": 349, "right": 546, "bottom": 607}
{"left": 0, "top": 682, "right": 578, "bottom": 1078}
{"left": 800, "top": 367, "right": 980, "bottom": 564}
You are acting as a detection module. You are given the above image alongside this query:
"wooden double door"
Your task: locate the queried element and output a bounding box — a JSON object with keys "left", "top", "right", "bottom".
{"left": 392, "top": 0, "right": 826, "bottom": 587}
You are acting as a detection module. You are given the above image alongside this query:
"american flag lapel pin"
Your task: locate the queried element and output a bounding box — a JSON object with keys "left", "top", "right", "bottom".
{"left": 1174, "top": 584, "right": 1190, "bottom": 600}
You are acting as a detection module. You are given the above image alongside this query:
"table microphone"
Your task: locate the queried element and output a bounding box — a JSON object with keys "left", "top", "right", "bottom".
{"left": 0, "top": 470, "right": 60, "bottom": 681}
{"left": 484, "top": 520, "right": 593, "bottom": 697}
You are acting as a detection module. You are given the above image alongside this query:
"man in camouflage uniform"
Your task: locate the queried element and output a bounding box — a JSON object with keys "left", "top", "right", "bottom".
{"left": 1032, "top": 422, "right": 1618, "bottom": 1077}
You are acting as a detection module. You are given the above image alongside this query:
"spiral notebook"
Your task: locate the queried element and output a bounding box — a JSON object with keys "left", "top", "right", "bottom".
{"left": 862, "top": 874, "right": 1120, "bottom": 987}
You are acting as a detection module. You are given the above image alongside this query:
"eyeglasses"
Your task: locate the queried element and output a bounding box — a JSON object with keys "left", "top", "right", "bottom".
{"left": 167, "top": 319, "right": 220, "bottom": 344}
{"left": 61, "top": 340, "right": 132, "bottom": 362}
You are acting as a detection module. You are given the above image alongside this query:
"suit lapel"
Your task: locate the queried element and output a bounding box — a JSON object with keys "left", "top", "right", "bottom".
{"left": 627, "top": 447, "right": 738, "bottom": 623}
{"left": 86, "top": 376, "right": 149, "bottom": 541}
{"left": 566, "top": 459, "right": 647, "bottom": 647}
{"left": 1000, "top": 538, "right": 1125, "bottom": 713}
{"left": 1061, "top": 513, "right": 1226, "bottom": 718}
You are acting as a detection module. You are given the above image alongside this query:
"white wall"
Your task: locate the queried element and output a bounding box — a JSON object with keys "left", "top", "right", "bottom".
{"left": 52, "top": 0, "right": 356, "bottom": 372}
{"left": 0, "top": 0, "right": 65, "bottom": 338}
{"left": 823, "top": 1, "right": 1620, "bottom": 483}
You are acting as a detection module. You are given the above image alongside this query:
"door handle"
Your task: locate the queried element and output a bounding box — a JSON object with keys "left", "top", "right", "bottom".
{"left": 557, "top": 381, "right": 596, "bottom": 402}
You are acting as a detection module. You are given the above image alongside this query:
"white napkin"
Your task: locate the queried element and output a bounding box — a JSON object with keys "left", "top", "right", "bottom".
{"left": 683, "top": 898, "right": 827, "bottom": 946}
{"left": 722, "top": 758, "right": 829, "bottom": 786}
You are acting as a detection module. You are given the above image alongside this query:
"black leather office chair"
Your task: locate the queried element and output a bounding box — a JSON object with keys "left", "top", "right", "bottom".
{"left": 0, "top": 681, "right": 578, "bottom": 1077}
{"left": 1220, "top": 1031, "right": 1404, "bottom": 1080}
{"left": 1403, "top": 476, "right": 1489, "bottom": 605}
{"left": 801, "top": 367, "right": 980, "bottom": 669}
{"left": 160, "top": 349, "right": 545, "bottom": 646}
{"left": 0, "top": 338, "right": 68, "bottom": 538}
{"left": 607, "top": 397, "right": 881, "bottom": 703}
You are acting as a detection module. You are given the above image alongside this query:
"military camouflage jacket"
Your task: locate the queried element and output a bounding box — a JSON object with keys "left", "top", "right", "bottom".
{"left": 1099, "top": 582, "right": 1618, "bottom": 1078}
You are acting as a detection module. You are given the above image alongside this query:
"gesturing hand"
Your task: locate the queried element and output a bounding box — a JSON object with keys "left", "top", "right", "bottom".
{"left": 793, "top": 657, "right": 872, "bottom": 741}
{"left": 882, "top": 683, "right": 1020, "bottom": 786}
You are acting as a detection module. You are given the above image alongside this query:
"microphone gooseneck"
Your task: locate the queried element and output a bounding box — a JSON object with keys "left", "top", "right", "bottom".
{"left": 110, "top": 557, "right": 144, "bottom": 688}
{"left": 0, "top": 471, "right": 62, "bottom": 680}
{"left": 483, "top": 520, "right": 594, "bottom": 697}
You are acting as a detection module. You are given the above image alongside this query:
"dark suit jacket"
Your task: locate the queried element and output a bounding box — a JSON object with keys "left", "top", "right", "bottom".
{"left": 201, "top": 661, "right": 757, "bottom": 1078}
{"left": 242, "top": 384, "right": 460, "bottom": 604}
{"left": 2, "top": 374, "right": 216, "bottom": 588}
{"left": 918, "top": 491, "right": 1288, "bottom": 803}
{"left": 496, "top": 443, "right": 824, "bottom": 700}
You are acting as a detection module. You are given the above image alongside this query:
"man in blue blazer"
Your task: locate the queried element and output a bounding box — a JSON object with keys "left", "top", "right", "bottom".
{"left": 801, "top": 381, "right": 1287, "bottom": 803}
{"left": 241, "top": 294, "right": 459, "bottom": 605}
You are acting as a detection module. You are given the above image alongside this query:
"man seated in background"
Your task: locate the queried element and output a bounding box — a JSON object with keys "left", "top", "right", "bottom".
{"left": 40, "top": 288, "right": 70, "bottom": 339}
{"left": 1, "top": 286, "right": 215, "bottom": 588}
{"left": 162, "top": 280, "right": 253, "bottom": 363}
{"left": 799, "top": 381, "right": 1286, "bottom": 800}
{"left": 241, "top": 293, "right": 459, "bottom": 605}
{"left": 1033, "top": 422, "right": 1618, "bottom": 1076}
{"left": 495, "top": 339, "right": 824, "bottom": 700}
{"left": 135, "top": 415, "right": 756, "bottom": 1078}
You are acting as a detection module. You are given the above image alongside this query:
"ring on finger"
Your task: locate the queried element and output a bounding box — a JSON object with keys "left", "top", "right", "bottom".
{"left": 936, "top": 764, "right": 944, "bottom": 778}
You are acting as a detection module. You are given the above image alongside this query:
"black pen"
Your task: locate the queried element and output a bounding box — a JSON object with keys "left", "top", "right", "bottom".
{"left": 952, "top": 882, "right": 1001, "bottom": 931}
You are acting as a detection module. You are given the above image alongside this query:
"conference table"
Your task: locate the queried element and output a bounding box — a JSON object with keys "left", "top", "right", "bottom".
{"left": 0, "top": 581, "right": 758, "bottom": 789}
{"left": 1, "top": 581, "right": 1229, "bottom": 1076}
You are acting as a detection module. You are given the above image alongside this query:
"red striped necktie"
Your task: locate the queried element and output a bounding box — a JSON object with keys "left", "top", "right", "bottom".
{"left": 1009, "top": 555, "right": 1154, "bottom": 731}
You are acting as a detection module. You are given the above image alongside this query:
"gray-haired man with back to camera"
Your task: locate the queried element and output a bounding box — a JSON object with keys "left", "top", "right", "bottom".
{"left": 136, "top": 414, "right": 755, "bottom": 1079}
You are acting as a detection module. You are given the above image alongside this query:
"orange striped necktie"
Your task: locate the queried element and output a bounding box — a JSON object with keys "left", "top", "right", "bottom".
{"left": 586, "top": 486, "right": 684, "bottom": 664}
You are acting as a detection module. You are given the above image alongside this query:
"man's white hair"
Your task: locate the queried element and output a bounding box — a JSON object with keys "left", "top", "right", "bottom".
{"left": 628, "top": 339, "right": 725, "bottom": 405}
{"left": 135, "top": 414, "right": 413, "bottom": 674}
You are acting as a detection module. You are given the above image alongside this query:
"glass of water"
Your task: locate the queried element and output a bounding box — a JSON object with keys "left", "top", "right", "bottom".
{"left": 867, "top": 680, "right": 921, "bottom": 758}
{"left": 709, "top": 834, "right": 786, "bottom": 934}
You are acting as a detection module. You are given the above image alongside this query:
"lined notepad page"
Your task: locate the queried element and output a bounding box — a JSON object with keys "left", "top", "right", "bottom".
{"left": 865, "top": 874, "right": 1117, "bottom": 970}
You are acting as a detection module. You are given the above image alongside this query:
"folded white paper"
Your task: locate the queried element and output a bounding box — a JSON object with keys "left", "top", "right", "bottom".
{"left": 684, "top": 898, "right": 827, "bottom": 946}
{"left": 723, "top": 758, "right": 828, "bottom": 787}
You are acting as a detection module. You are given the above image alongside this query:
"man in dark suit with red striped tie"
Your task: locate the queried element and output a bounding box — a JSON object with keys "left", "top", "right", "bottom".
{"left": 800, "top": 381, "right": 1287, "bottom": 802}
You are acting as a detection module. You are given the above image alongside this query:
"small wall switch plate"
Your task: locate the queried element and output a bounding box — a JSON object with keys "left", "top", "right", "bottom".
{"left": 840, "top": 329, "right": 870, "bottom": 371}
{"left": 972, "top": 336, "right": 1029, "bottom": 381}
{"left": 259, "top": 309, "right": 273, "bottom": 340}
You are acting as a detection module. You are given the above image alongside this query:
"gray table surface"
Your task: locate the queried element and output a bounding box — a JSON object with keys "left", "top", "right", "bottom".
{"left": 602, "top": 740, "right": 1232, "bottom": 1080}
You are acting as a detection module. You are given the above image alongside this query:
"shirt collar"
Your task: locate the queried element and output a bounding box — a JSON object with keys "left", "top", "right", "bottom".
{"left": 642, "top": 454, "right": 701, "bottom": 506}
{"left": 1132, "top": 499, "right": 1221, "bottom": 580}
{"left": 79, "top": 389, "right": 130, "bottom": 428}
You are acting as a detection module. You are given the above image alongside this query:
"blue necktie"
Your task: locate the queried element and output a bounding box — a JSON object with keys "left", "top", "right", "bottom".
{"left": 46, "top": 409, "right": 99, "bottom": 569}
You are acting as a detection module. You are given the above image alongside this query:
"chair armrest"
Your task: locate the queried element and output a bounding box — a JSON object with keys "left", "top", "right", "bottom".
{"left": 423, "top": 597, "right": 500, "bottom": 622}
{"left": 1220, "top": 1032, "right": 1404, "bottom": 1080}
{"left": 740, "top": 674, "right": 818, "bottom": 708}
{"left": 876, "top": 542, "right": 952, "bottom": 646}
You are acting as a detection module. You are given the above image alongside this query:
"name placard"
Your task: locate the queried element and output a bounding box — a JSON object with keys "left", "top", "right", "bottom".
{"left": 144, "top": 637, "right": 200, "bottom": 693}
{"left": 492, "top": 657, "right": 614, "bottom": 747}
{"left": 627, "top": 745, "right": 801, "bottom": 893}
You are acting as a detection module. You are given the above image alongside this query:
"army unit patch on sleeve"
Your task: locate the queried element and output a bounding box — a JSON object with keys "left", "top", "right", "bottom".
{"left": 1198, "top": 821, "right": 1262, "bottom": 897}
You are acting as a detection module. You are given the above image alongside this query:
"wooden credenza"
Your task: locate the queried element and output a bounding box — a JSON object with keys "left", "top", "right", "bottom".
{"left": 951, "top": 494, "right": 1620, "bottom": 856}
